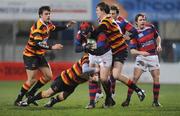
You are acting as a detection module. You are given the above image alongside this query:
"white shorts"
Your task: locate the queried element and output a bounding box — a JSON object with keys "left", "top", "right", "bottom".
{"left": 89, "top": 50, "right": 112, "bottom": 68}
{"left": 135, "top": 55, "right": 160, "bottom": 71}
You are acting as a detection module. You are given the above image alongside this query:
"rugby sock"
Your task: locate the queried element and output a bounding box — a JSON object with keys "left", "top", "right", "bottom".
{"left": 127, "top": 79, "right": 141, "bottom": 93}
{"left": 110, "top": 74, "right": 116, "bottom": 94}
{"left": 89, "top": 81, "right": 98, "bottom": 105}
{"left": 126, "top": 88, "right": 134, "bottom": 101}
{"left": 47, "top": 95, "right": 63, "bottom": 107}
{"left": 153, "top": 83, "right": 160, "bottom": 102}
{"left": 27, "top": 92, "right": 42, "bottom": 104}
{"left": 101, "top": 80, "right": 111, "bottom": 98}
{"left": 15, "top": 82, "right": 30, "bottom": 102}
{"left": 27, "top": 81, "right": 44, "bottom": 96}
{"left": 97, "top": 82, "right": 102, "bottom": 94}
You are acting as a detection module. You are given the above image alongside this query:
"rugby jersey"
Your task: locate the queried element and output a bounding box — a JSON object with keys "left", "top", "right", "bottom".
{"left": 23, "top": 19, "right": 56, "bottom": 56}
{"left": 92, "top": 16, "right": 128, "bottom": 55}
{"left": 129, "top": 24, "right": 159, "bottom": 55}
{"left": 61, "top": 54, "right": 89, "bottom": 86}
{"left": 116, "top": 16, "right": 137, "bottom": 36}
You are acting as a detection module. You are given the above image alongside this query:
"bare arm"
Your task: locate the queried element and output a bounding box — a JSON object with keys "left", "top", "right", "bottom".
{"left": 130, "top": 49, "right": 150, "bottom": 56}
{"left": 156, "top": 36, "right": 162, "bottom": 52}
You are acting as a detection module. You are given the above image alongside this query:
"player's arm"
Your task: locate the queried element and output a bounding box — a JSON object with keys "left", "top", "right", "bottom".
{"left": 156, "top": 35, "right": 162, "bottom": 53}
{"left": 152, "top": 26, "right": 162, "bottom": 53}
{"left": 36, "top": 40, "right": 63, "bottom": 50}
{"left": 75, "top": 42, "right": 94, "bottom": 53}
{"left": 54, "top": 20, "right": 76, "bottom": 31}
{"left": 33, "top": 35, "right": 63, "bottom": 50}
{"left": 90, "top": 24, "right": 107, "bottom": 40}
{"left": 129, "top": 38, "right": 150, "bottom": 56}
{"left": 74, "top": 32, "right": 93, "bottom": 53}
{"left": 118, "top": 16, "right": 138, "bottom": 39}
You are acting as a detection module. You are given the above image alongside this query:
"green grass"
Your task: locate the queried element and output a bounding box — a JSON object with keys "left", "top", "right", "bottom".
{"left": 0, "top": 81, "right": 180, "bottom": 116}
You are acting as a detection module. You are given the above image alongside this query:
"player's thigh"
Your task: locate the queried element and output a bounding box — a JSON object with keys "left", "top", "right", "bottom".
{"left": 100, "top": 66, "right": 111, "bottom": 82}
{"left": 39, "top": 66, "right": 53, "bottom": 79}
{"left": 42, "top": 88, "right": 55, "bottom": 98}
{"left": 133, "top": 67, "right": 144, "bottom": 83}
{"left": 112, "top": 61, "right": 123, "bottom": 79}
{"left": 150, "top": 69, "right": 160, "bottom": 81}
{"left": 26, "top": 69, "right": 38, "bottom": 84}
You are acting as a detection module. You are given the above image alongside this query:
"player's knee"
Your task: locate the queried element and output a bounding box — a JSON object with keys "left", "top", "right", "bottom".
{"left": 153, "top": 76, "right": 160, "bottom": 82}
{"left": 27, "top": 78, "right": 37, "bottom": 85}
{"left": 112, "top": 71, "right": 120, "bottom": 80}
{"left": 42, "top": 91, "right": 52, "bottom": 98}
{"left": 44, "top": 74, "right": 53, "bottom": 81}
{"left": 100, "top": 77, "right": 108, "bottom": 82}
{"left": 132, "top": 77, "right": 138, "bottom": 83}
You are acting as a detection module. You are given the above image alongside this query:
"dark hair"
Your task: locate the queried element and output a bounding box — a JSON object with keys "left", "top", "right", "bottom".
{"left": 135, "top": 13, "right": 146, "bottom": 22}
{"left": 38, "top": 6, "right": 51, "bottom": 17}
{"left": 96, "top": 2, "right": 110, "bottom": 14}
{"left": 110, "top": 5, "right": 119, "bottom": 14}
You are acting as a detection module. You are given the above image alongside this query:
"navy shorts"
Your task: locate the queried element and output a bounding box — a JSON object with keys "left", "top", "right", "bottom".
{"left": 23, "top": 55, "right": 49, "bottom": 70}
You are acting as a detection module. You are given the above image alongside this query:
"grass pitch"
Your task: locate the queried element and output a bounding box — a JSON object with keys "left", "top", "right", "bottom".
{"left": 0, "top": 81, "right": 180, "bottom": 116}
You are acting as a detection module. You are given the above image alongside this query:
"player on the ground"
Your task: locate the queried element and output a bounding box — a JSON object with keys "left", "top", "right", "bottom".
{"left": 14, "top": 6, "right": 75, "bottom": 106}
{"left": 19, "top": 54, "right": 100, "bottom": 108}
{"left": 121, "top": 13, "right": 162, "bottom": 107}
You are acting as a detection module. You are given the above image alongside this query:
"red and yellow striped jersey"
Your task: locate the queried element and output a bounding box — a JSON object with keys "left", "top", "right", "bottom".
{"left": 100, "top": 16, "right": 128, "bottom": 55}
{"left": 23, "top": 19, "right": 55, "bottom": 56}
{"left": 61, "top": 54, "right": 89, "bottom": 86}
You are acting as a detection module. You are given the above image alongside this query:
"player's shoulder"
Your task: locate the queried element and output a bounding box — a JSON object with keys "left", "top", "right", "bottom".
{"left": 102, "top": 16, "right": 113, "bottom": 22}
{"left": 145, "top": 23, "right": 155, "bottom": 29}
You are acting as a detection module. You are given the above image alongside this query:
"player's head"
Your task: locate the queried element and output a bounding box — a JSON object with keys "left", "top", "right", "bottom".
{"left": 135, "top": 13, "right": 147, "bottom": 29}
{"left": 96, "top": 2, "right": 110, "bottom": 20}
{"left": 79, "top": 22, "right": 94, "bottom": 37}
{"left": 110, "top": 5, "right": 119, "bottom": 19}
{"left": 38, "top": 6, "right": 51, "bottom": 23}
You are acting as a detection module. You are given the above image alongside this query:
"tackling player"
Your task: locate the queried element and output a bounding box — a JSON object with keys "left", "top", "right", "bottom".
{"left": 19, "top": 54, "right": 99, "bottom": 108}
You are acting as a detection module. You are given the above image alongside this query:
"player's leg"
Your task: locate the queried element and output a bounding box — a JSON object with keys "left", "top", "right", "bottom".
{"left": 148, "top": 55, "right": 162, "bottom": 107}
{"left": 86, "top": 56, "right": 101, "bottom": 109}
{"left": 100, "top": 66, "right": 113, "bottom": 106}
{"left": 150, "top": 69, "right": 162, "bottom": 107}
{"left": 94, "top": 81, "right": 104, "bottom": 103}
{"left": 99, "top": 51, "right": 115, "bottom": 108}
{"left": 20, "top": 87, "right": 55, "bottom": 107}
{"left": 27, "top": 66, "right": 52, "bottom": 97}
{"left": 121, "top": 67, "right": 143, "bottom": 107}
{"left": 14, "top": 69, "right": 38, "bottom": 106}
{"left": 112, "top": 61, "right": 145, "bottom": 102}
{"left": 109, "top": 73, "right": 116, "bottom": 98}
{"left": 26, "top": 56, "right": 52, "bottom": 97}
{"left": 85, "top": 80, "right": 99, "bottom": 109}
{"left": 21, "top": 75, "right": 63, "bottom": 106}
{"left": 44, "top": 91, "right": 73, "bottom": 108}
{"left": 44, "top": 79, "right": 76, "bottom": 108}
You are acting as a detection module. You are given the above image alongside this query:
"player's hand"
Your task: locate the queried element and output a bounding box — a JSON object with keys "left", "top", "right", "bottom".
{"left": 66, "top": 20, "right": 76, "bottom": 28}
{"left": 140, "top": 51, "right": 150, "bottom": 56}
{"left": 156, "top": 45, "right": 162, "bottom": 53}
{"left": 84, "top": 43, "right": 93, "bottom": 51}
{"left": 52, "top": 44, "right": 63, "bottom": 50}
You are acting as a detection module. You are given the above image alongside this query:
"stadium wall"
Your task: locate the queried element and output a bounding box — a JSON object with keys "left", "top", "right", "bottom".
{"left": 0, "top": 62, "right": 179, "bottom": 84}
{"left": 0, "top": 62, "right": 73, "bottom": 81}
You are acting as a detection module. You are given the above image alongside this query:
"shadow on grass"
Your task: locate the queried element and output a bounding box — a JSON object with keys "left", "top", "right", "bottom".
{"left": 9, "top": 104, "right": 84, "bottom": 111}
